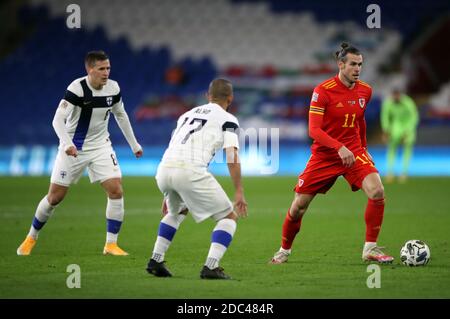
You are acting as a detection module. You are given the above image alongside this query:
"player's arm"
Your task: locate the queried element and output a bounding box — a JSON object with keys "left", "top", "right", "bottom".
{"left": 223, "top": 119, "right": 247, "bottom": 217}
{"left": 52, "top": 99, "right": 77, "bottom": 157}
{"left": 225, "top": 146, "right": 247, "bottom": 218}
{"left": 309, "top": 88, "right": 355, "bottom": 167}
{"left": 111, "top": 100, "right": 143, "bottom": 158}
{"left": 308, "top": 113, "right": 343, "bottom": 150}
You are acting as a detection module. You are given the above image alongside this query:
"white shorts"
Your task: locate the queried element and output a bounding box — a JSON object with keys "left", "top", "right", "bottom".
{"left": 50, "top": 146, "right": 122, "bottom": 186}
{"left": 156, "top": 165, "right": 233, "bottom": 223}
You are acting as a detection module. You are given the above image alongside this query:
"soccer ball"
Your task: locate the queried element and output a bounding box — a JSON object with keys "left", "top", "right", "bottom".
{"left": 400, "top": 240, "right": 431, "bottom": 266}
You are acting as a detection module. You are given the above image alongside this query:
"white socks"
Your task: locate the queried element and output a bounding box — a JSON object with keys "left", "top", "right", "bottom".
{"left": 152, "top": 213, "right": 186, "bottom": 262}
{"left": 27, "top": 196, "right": 126, "bottom": 244}
{"left": 363, "top": 242, "right": 377, "bottom": 257}
{"left": 150, "top": 216, "right": 237, "bottom": 269}
{"left": 279, "top": 247, "right": 291, "bottom": 254}
{"left": 28, "top": 196, "right": 56, "bottom": 239}
{"left": 106, "top": 197, "right": 124, "bottom": 243}
{"left": 205, "top": 218, "right": 237, "bottom": 270}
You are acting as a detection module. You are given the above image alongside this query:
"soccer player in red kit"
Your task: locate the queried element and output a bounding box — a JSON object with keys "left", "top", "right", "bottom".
{"left": 270, "top": 43, "right": 394, "bottom": 264}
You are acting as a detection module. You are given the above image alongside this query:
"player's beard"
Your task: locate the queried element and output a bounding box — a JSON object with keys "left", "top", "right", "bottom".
{"left": 343, "top": 73, "right": 356, "bottom": 86}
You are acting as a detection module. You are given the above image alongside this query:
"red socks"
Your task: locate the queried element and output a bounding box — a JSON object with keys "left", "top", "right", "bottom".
{"left": 280, "top": 198, "right": 384, "bottom": 249}
{"left": 281, "top": 210, "right": 302, "bottom": 250}
{"left": 365, "top": 198, "right": 385, "bottom": 242}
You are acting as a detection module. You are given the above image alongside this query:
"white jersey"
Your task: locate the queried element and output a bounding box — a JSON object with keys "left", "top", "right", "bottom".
{"left": 59, "top": 76, "right": 130, "bottom": 151}
{"left": 161, "top": 103, "right": 240, "bottom": 168}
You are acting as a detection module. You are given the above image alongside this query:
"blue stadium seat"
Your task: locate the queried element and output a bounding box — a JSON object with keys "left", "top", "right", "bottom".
{"left": 0, "top": 5, "right": 217, "bottom": 146}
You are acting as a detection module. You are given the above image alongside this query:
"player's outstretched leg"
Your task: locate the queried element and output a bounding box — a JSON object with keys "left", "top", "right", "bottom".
{"left": 146, "top": 213, "right": 186, "bottom": 277}
{"left": 361, "top": 174, "right": 394, "bottom": 264}
{"left": 270, "top": 193, "right": 313, "bottom": 264}
{"left": 103, "top": 197, "right": 129, "bottom": 256}
{"left": 362, "top": 198, "right": 393, "bottom": 263}
{"left": 17, "top": 193, "right": 60, "bottom": 256}
{"left": 270, "top": 210, "right": 301, "bottom": 264}
{"left": 200, "top": 217, "right": 236, "bottom": 279}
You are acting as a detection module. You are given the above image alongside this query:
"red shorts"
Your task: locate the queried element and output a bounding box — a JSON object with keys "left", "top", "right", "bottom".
{"left": 294, "top": 150, "right": 379, "bottom": 194}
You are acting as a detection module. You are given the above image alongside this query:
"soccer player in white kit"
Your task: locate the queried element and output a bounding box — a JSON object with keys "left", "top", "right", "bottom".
{"left": 17, "top": 51, "right": 143, "bottom": 256}
{"left": 146, "top": 79, "right": 247, "bottom": 279}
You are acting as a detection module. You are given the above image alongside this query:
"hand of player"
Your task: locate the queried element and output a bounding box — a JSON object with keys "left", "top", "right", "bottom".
{"left": 234, "top": 190, "right": 248, "bottom": 218}
{"left": 338, "top": 145, "right": 355, "bottom": 168}
{"left": 134, "top": 148, "right": 143, "bottom": 158}
{"left": 65, "top": 146, "right": 78, "bottom": 157}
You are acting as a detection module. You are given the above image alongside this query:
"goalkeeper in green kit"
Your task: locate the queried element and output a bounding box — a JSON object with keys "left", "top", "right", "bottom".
{"left": 381, "top": 88, "right": 419, "bottom": 183}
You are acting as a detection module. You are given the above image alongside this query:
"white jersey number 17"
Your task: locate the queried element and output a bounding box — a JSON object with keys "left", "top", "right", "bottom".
{"left": 179, "top": 118, "right": 208, "bottom": 144}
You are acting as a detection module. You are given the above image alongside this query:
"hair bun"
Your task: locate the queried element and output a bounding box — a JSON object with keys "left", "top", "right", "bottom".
{"left": 341, "top": 42, "right": 349, "bottom": 49}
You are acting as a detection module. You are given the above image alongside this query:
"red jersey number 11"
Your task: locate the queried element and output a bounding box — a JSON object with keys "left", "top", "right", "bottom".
{"left": 342, "top": 113, "right": 356, "bottom": 128}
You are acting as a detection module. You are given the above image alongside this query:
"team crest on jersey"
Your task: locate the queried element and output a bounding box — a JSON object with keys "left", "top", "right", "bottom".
{"left": 106, "top": 96, "right": 113, "bottom": 106}
{"left": 298, "top": 179, "right": 304, "bottom": 187}
{"left": 359, "top": 98, "right": 366, "bottom": 108}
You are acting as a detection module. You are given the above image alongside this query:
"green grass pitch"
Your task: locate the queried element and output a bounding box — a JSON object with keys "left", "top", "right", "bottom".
{"left": 1, "top": 176, "right": 450, "bottom": 298}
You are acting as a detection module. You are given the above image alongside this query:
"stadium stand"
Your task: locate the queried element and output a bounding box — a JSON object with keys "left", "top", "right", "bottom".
{"left": 0, "top": 0, "right": 449, "bottom": 148}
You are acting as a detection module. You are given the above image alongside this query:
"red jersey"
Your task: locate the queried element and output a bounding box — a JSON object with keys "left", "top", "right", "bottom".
{"left": 308, "top": 75, "right": 372, "bottom": 159}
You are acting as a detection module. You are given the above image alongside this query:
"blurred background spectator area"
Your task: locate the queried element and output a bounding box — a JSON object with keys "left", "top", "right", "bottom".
{"left": 0, "top": 0, "right": 449, "bottom": 147}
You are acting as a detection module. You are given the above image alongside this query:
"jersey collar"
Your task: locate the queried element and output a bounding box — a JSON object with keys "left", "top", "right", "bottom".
{"left": 209, "top": 102, "right": 226, "bottom": 111}
{"left": 85, "top": 76, "right": 105, "bottom": 92}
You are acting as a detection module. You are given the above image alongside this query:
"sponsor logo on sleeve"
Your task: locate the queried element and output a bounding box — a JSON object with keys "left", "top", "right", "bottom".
{"left": 312, "top": 92, "right": 319, "bottom": 103}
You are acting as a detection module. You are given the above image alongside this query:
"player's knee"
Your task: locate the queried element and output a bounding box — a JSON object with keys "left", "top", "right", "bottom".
{"left": 291, "top": 202, "right": 309, "bottom": 219}
{"left": 369, "top": 185, "right": 384, "bottom": 199}
{"left": 298, "top": 206, "right": 308, "bottom": 217}
{"left": 108, "top": 188, "right": 123, "bottom": 199}
{"left": 226, "top": 211, "right": 238, "bottom": 221}
{"left": 47, "top": 193, "right": 64, "bottom": 206}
